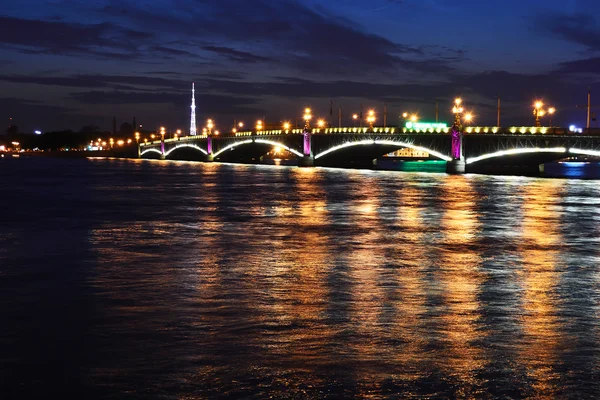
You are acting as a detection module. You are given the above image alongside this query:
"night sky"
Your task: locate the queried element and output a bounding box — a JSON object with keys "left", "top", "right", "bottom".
{"left": 1, "top": 0, "right": 599, "bottom": 133}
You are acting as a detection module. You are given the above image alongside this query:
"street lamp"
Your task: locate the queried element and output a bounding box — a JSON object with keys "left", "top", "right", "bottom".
{"left": 410, "top": 114, "right": 418, "bottom": 123}
{"left": 303, "top": 108, "right": 312, "bottom": 128}
{"left": 238, "top": 122, "right": 244, "bottom": 129}
{"left": 160, "top": 127, "right": 166, "bottom": 141}
{"left": 256, "top": 120, "right": 263, "bottom": 131}
{"left": 283, "top": 122, "right": 291, "bottom": 131}
{"left": 464, "top": 113, "right": 473, "bottom": 125}
{"left": 135, "top": 131, "right": 140, "bottom": 144}
{"left": 176, "top": 129, "right": 181, "bottom": 139}
{"left": 533, "top": 101, "right": 555, "bottom": 127}
{"left": 352, "top": 114, "right": 358, "bottom": 127}
{"left": 366, "top": 109, "right": 376, "bottom": 128}
{"left": 548, "top": 107, "right": 556, "bottom": 127}
{"left": 452, "top": 98, "right": 465, "bottom": 127}
{"left": 207, "top": 119, "right": 214, "bottom": 135}
{"left": 317, "top": 119, "right": 325, "bottom": 128}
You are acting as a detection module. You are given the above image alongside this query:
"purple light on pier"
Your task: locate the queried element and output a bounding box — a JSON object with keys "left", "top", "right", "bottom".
{"left": 207, "top": 136, "right": 213, "bottom": 154}
{"left": 451, "top": 126, "right": 461, "bottom": 159}
{"left": 160, "top": 141, "right": 165, "bottom": 155}
{"left": 303, "top": 130, "right": 311, "bottom": 156}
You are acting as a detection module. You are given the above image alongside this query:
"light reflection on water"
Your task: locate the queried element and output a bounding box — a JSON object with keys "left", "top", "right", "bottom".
{"left": 1, "top": 157, "right": 600, "bottom": 398}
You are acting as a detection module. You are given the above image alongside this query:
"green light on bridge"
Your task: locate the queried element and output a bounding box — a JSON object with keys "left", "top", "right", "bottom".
{"left": 405, "top": 122, "right": 448, "bottom": 130}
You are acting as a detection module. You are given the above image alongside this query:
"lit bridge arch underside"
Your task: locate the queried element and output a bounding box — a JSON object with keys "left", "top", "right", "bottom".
{"left": 141, "top": 144, "right": 208, "bottom": 158}
{"left": 466, "top": 147, "right": 600, "bottom": 165}
{"left": 212, "top": 139, "right": 303, "bottom": 158}
{"left": 313, "top": 139, "right": 452, "bottom": 162}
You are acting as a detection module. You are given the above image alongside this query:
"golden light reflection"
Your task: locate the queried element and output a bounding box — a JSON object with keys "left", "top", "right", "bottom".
{"left": 342, "top": 172, "right": 389, "bottom": 362}
{"left": 249, "top": 167, "right": 333, "bottom": 368}
{"left": 388, "top": 183, "right": 429, "bottom": 379}
{"left": 518, "top": 180, "right": 565, "bottom": 397}
{"left": 438, "top": 176, "right": 486, "bottom": 390}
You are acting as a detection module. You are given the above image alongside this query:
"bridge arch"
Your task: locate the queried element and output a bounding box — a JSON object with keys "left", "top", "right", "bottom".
{"left": 466, "top": 147, "right": 567, "bottom": 164}
{"left": 314, "top": 139, "right": 452, "bottom": 161}
{"left": 569, "top": 148, "right": 600, "bottom": 158}
{"left": 140, "top": 148, "right": 163, "bottom": 157}
{"left": 165, "top": 143, "right": 208, "bottom": 157}
{"left": 213, "top": 139, "right": 302, "bottom": 158}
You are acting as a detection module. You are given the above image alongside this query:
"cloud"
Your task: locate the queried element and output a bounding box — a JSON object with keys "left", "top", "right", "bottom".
{"left": 202, "top": 46, "right": 271, "bottom": 63}
{"left": 0, "top": 74, "right": 186, "bottom": 90}
{"left": 0, "top": 16, "right": 153, "bottom": 60}
{"left": 96, "top": 0, "right": 461, "bottom": 76}
{"left": 534, "top": 12, "right": 600, "bottom": 51}
{"left": 67, "top": 90, "right": 262, "bottom": 115}
{"left": 555, "top": 57, "right": 600, "bottom": 75}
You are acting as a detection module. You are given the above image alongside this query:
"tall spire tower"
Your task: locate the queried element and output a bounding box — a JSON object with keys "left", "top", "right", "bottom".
{"left": 190, "top": 82, "right": 197, "bottom": 136}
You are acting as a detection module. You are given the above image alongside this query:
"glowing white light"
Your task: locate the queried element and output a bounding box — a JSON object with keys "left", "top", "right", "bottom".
{"left": 212, "top": 139, "right": 253, "bottom": 157}
{"left": 314, "top": 139, "right": 452, "bottom": 161}
{"left": 569, "top": 148, "right": 600, "bottom": 158}
{"left": 165, "top": 144, "right": 208, "bottom": 156}
{"left": 466, "top": 147, "right": 566, "bottom": 164}
{"left": 314, "top": 140, "right": 375, "bottom": 159}
{"left": 140, "top": 148, "right": 163, "bottom": 156}
{"left": 34, "top": 130, "right": 42, "bottom": 135}
{"left": 255, "top": 139, "right": 303, "bottom": 157}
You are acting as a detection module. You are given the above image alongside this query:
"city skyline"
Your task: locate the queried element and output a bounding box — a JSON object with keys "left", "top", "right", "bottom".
{"left": 1, "top": 0, "right": 599, "bottom": 132}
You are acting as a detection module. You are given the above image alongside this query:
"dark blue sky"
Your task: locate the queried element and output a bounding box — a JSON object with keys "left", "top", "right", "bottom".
{"left": 1, "top": 0, "right": 599, "bottom": 132}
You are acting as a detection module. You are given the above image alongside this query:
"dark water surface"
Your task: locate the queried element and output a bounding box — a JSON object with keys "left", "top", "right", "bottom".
{"left": 2, "top": 157, "right": 600, "bottom": 399}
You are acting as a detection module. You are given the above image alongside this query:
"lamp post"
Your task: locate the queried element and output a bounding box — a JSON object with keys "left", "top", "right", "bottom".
{"left": 452, "top": 98, "right": 464, "bottom": 128}
{"left": 548, "top": 107, "right": 556, "bottom": 127}
{"left": 283, "top": 122, "right": 291, "bottom": 131}
{"left": 303, "top": 108, "right": 312, "bottom": 129}
{"left": 533, "top": 101, "right": 556, "bottom": 127}
{"left": 533, "top": 101, "right": 544, "bottom": 127}
{"left": 352, "top": 114, "right": 358, "bottom": 127}
{"left": 256, "top": 120, "right": 263, "bottom": 132}
{"left": 207, "top": 119, "right": 214, "bottom": 135}
{"left": 317, "top": 119, "right": 325, "bottom": 129}
{"left": 367, "top": 109, "right": 376, "bottom": 129}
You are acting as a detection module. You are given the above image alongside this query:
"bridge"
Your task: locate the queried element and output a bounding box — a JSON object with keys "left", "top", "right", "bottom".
{"left": 139, "top": 125, "right": 600, "bottom": 174}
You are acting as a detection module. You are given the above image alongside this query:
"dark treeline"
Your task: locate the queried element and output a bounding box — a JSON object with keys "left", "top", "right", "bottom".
{"left": 1, "top": 124, "right": 143, "bottom": 151}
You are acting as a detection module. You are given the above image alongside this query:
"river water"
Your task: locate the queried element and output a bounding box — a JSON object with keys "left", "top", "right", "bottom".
{"left": 1, "top": 157, "right": 600, "bottom": 399}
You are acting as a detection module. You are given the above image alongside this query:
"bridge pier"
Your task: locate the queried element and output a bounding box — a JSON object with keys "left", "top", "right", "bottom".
{"left": 159, "top": 154, "right": 166, "bottom": 160}
{"left": 206, "top": 154, "right": 215, "bottom": 162}
{"left": 446, "top": 159, "right": 466, "bottom": 174}
{"left": 446, "top": 124, "right": 465, "bottom": 174}
{"left": 298, "top": 156, "right": 314, "bottom": 167}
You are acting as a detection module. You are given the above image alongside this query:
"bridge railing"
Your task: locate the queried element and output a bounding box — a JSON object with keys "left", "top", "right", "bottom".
{"left": 140, "top": 126, "right": 593, "bottom": 146}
